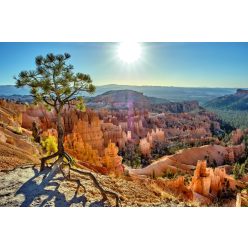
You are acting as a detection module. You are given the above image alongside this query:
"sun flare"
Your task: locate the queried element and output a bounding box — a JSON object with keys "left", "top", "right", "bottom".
{"left": 117, "top": 42, "right": 142, "bottom": 64}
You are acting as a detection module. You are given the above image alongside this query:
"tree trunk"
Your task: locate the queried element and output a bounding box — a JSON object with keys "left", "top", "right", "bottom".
{"left": 57, "top": 109, "right": 64, "bottom": 156}
{"left": 40, "top": 107, "right": 120, "bottom": 206}
{"left": 40, "top": 107, "right": 65, "bottom": 170}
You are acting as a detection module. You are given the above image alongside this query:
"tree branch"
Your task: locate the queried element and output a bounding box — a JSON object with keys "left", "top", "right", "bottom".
{"left": 42, "top": 96, "right": 55, "bottom": 107}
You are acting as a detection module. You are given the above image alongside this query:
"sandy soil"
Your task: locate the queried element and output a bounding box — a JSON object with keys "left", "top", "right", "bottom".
{"left": 0, "top": 165, "right": 193, "bottom": 207}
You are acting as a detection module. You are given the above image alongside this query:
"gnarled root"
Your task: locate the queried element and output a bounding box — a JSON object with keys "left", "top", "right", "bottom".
{"left": 40, "top": 151, "right": 59, "bottom": 171}
{"left": 70, "top": 167, "right": 120, "bottom": 207}
{"left": 60, "top": 163, "right": 86, "bottom": 195}
{"left": 40, "top": 152, "right": 120, "bottom": 207}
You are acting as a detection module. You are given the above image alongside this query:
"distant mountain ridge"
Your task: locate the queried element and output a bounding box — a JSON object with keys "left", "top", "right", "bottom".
{"left": 204, "top": 89, "right": 248, "bottom": 111}
{"left": 87, "top": 89, "right": 169, "bottom": 109}
{"left": 91, "top": 85, "right": 237, "bottom": 103}
{"left": 0, "top": 88, "right": 201, "bottom": 113}
{"left": 87, "top": 89, "right": 201, "bottom": 113}
{"left": 0, "top": 84, "right": 240, "bottom": 104}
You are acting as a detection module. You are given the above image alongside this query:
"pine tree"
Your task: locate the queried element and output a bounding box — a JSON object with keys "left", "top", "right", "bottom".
{"left": 15, "top": 53, "right": 120, "bottom": 206}
{"left": 15, "top": 53, "right": 95, "bottom": 169}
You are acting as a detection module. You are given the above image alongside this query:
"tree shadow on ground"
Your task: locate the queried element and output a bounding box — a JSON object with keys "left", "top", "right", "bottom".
{"left": 15, "top": 166, "right": 104, "bottom": 207}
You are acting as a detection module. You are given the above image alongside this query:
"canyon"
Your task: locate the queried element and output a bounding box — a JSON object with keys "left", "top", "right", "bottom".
{"left": 0, "top": 90, "right": 248, "bottom": 207}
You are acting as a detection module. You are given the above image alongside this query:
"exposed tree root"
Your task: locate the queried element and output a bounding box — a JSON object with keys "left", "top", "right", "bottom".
{"left": 40, "top": 151, "right": 59, "bottom": 171}
{"left": 60, "top": 164, "right": 86, "bottom": 195}
{"left": 64, "top": 152, "right": 73, "bottom": 163}
{"left": 40, "top": 152, "right": 120, "bottom": 207}
{"left": 70, "top": 167, "right": 120, "bottom": 207}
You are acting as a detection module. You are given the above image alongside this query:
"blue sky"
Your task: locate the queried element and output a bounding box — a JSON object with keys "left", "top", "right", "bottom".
{"left": 0, "top": 42, "right": 247, "bottom": 87}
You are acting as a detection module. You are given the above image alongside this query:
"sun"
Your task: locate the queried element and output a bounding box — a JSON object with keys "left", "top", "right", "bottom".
{"left": 117, "top": 42, "right": 142, "bottom": 64}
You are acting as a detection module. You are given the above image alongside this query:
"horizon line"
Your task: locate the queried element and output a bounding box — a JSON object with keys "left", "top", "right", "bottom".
{"left": 0, "top": 83, "right": 246, "bottom": 90}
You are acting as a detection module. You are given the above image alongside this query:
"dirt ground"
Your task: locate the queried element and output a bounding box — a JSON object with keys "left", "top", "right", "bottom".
{"left": 0, "top": 165, "right": 193, "bottom": 207}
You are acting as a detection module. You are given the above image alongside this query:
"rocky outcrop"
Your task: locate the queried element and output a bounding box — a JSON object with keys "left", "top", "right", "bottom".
{"left": 101, "top": 123, "right": 127, "bottom": 148}
{"left": 236, "top": 89, "right": 248, "bottom": 95}
{"left": 69, "top": 114, "right": 104, "bottom": 153}
{"left": 0, "top": 100, "right": 40, "bottom": 171}
{"left": 205, "top": 89, "right": 248, "bottom": 111}
{"left": 0, "top": 130, "right": 7, "bottom": 143}
{"left": 230, "top": 129, "right": 244, "bottom": 145}
{"left": 151, "top": 176, "right": 193, "bottom": 201}
{"left": 102, "top": 142, "right": 124, "bottom": 176}
{"left": 88, "top": 90, "right": 151, "bottom": 110}
{"left": 236, "top": 191, "right": 248, "bottom": 207}
{"left": 0, "top": 124, "right": 40, "bottom": 171}
{"left": 190, "top": 160, "right": 237, "bottom": 204}
{"left": 139, "top": 138, "right": 151, "bottom": 156}
{"left": 22, "top": 105, "right": 56, "bottom": 130}
{"left": 64, "top": 134, "right": 102, "bottom": 167}
{"left": 130, "top": 144, "right": 246, "bottom": 178}
{"left": 138, "top": 128, "right": 165, "bottom": 156}
{"left": 0, "top": 99, "right": 24, "bottom": 128}
{"left": 151, "top": 101, "right": 200, "bottom": 113}
{"left": 147, "top": 128, "right": 165, "bottom": 144}
{"left": 65, "top": 136, "right": 124, "bottom": 176}
{"left": 0, "top": 142, "right": 39, "bottom": 171}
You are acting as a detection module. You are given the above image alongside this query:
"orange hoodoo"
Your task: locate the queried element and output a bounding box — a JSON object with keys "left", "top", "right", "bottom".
{"left": 102, "top": 141, "right": 124, "bottom": 176}
{"left": 190, "top": 160, "right": 237, "bottom": 204}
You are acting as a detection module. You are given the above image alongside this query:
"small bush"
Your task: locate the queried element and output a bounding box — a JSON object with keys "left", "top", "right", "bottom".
{"left": 12, "top": 126, "right": 22, "bottom": 135}
{"left": 163, "top": 169, "right": 177, "bottom": 179}
{"left": 233, "top": 163, "right": 246, "bottom": 180}
{"left": 41, "top": 136, "right": 58, "bottom": 156}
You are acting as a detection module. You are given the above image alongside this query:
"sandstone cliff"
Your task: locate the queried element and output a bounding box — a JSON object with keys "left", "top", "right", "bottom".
{"left": 130, "top": 144, "right": 245, "bottom": 178}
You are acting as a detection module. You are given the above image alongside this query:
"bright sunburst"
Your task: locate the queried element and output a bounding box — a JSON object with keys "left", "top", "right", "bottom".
{"left": 117, "top": 42, "right": 142, "bottom": 64}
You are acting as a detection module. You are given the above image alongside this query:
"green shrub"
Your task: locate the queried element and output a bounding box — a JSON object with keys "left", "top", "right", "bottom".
{"left": 41, "top": 136, "right": 58, "bottom": 156}
{"left": 233, "top": 163, "right": 246, "bottom": 179}
{"left": 12, "top": 126, "right": 22, "bottom": 135}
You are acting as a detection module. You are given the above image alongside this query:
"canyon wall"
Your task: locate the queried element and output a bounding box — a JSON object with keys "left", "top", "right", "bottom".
{"left": 130, "top": 144, "right": 245, "bottom": 178}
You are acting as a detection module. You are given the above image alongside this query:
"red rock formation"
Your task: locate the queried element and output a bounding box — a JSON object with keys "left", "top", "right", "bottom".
{"left": 0, "top": 99, "right": 24, "bottom": 128}
{"left": 101, "top": 123, "right": 127, "bottom": 148}
{"left": 22, "top": 112, "right": 41, "bottom": 130}
{"left": 64, "top": 133, "right": 102, "bottom": 167}
{"left": 130, "top": 144, "right": 246, "bottom": 178}
{"left": 20, "top": 100, "right": 224, "bottom": 161}
{"left": 225, "top": 148, "right": 235, "bottom": 164}
{"left": 0, "top": 130, "right": 7, "bottom": 143}
{"left": 155, "top": 176, "right": 193, "bottom": 200}
{"left": 0, "top": 101, "right": 40, "bottom": 170}
{"left": 70, "top": 114, "right": 104, "bottom": 153}
{"left": 131, "top": 175, "right": 193, "bottom": 202}
{"left": 190, "top": 160, "right": 237, "bottom": 204}
{"left": 65, "top": 136, "right": 124, "bottom": 176}
{"left": 236, "top": 191, "right": 248, "bottom": 207}
{"left": 62, "top": 106, "right": 81, "bottom": 133}
{"left": 102, "top": 141, "right": 124, "bottom": 176}
{"left": 41, "top": 128, "right": 58, "bottom": 140}
{"left": 232, "top": 143, "right": 245, "bottom": 159}
{"left": 127, "top": 131, "right": 132, "bottom": 141}
{"left": 22, "top": 105, "right": 56, "bottom": 130}
{"left": 148, "top": 128, "right": 165, "bottom": 144}
{"left": 230, "top": 129, "right": 243, "bottom": 145}
{"left": 139, "top": 138, "right": 151, "bottom": 156}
